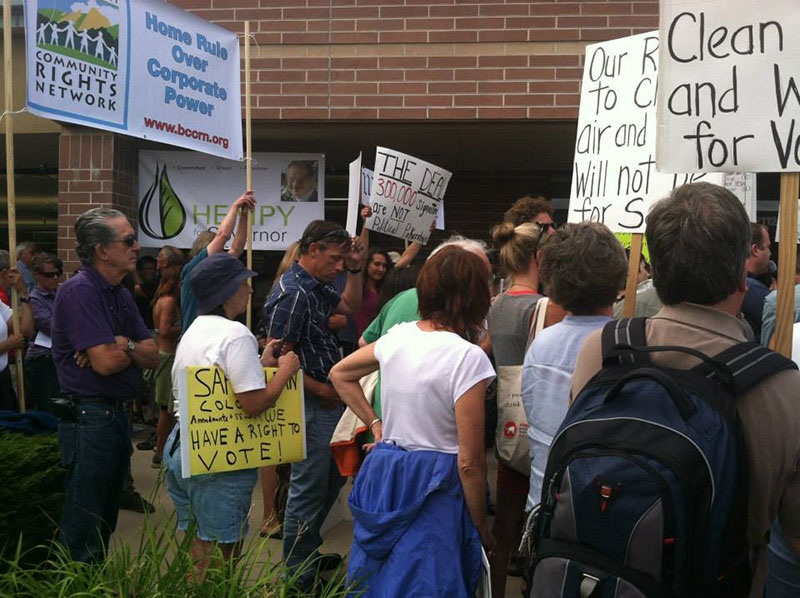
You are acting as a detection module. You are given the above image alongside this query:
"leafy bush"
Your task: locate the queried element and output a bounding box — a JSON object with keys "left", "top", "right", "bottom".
{"left": 0, "top": 516, "right": 353, "bottom": 598}
{"left": 0, "top": 431, "right": 64, "bottom": 565}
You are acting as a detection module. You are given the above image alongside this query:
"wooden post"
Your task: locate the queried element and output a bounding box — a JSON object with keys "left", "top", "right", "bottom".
{"left": 4, "top": 0, "right": 25, "bottom": 412}
{"left": 244, "top": 21, "right": 253, "bottom": 329}
{"left": 773, "top": 173, "right": 800, "bottom": 358}
{"left": 622, "top": 233, "right": 643, "bottom": 319}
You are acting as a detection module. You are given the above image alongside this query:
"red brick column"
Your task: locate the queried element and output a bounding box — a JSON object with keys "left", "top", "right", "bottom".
{"left": 57, "top": 127, "right": 139, "bottom": 274}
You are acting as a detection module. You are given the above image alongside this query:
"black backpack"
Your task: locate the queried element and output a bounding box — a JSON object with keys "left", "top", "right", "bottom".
{"left": 527, "top": 318, "right": 796, "bottom": 598}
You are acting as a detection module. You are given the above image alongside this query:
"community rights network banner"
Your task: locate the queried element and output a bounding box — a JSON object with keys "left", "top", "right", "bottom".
{"left": 138, "top": 150, "right": 324, "bottom": 250}
{"left": 179, "top": 366, "right": 306, "bottom": 478}
{"left": 365, "top": 147, "right": 451, "bottom": 244}
{"left": 568, "top": 32, "right": 724, "bottom": 233}
{"left": 657, "top": 0, "right": 800, "bottom": 172}
{"left": 24, "top": 0, "right": 242, "bottom": 160}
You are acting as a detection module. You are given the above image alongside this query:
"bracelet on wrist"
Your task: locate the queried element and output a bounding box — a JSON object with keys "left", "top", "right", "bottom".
{"left": 368, "top": 417, "right": 381, "bottom": 430}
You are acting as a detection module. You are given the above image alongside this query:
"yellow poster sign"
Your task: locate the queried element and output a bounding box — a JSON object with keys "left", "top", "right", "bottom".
{"left": 615, "top": 233, "right": 651, "bottom": 264}
{"left": 179, "top": 366, "right": 306, "bottom": 477}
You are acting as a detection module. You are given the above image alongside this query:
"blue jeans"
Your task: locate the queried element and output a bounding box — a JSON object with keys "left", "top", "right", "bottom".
{"left": 282, "top": 396, "right": 345, "bottom": 582}
{"left": 58, "top": 400, "right": 130, "bottom": 563}
{"left": 766, "top": 521, "right": 800, "bottom": 597}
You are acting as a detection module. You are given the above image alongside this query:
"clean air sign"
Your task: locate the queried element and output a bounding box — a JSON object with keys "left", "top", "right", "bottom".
{"left": 24, "top": 0, "right": 243, "bottom": 160}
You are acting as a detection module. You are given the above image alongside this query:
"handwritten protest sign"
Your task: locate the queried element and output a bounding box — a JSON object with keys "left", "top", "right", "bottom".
{"left": 24, "top": 0, "right": 242, "bottom": 160}
{"left": 569, "top": 32, "right": 725, "bottom": 233}
{"left": 365, "top": 147, "right": 451, "bottom": 244}
{"left": 178, "top": 366, "right": 305, "bottom": 478}
{"left": 657, "top": 0, "right": 800, "bottom": 173}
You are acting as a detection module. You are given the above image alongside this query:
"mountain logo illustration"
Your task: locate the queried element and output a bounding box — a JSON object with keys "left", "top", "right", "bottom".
{"left": 139, "top": 164, "right": 187, "bottom": 240}
{"left": 35, "top": 0, "right": 120, "bottom": 71}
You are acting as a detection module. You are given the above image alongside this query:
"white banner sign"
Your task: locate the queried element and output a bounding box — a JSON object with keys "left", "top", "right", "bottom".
{"left": 569, "top": 32, "right": 725, "bottom": 233}
{"left": 25, "top": 0, "right": 243, "bottom": 160}
{"left": 657, "top": 0, "right": 800, "bottom": 173}
{"left": 365, "top": 147, "right": 451, "bottom": 244}
{"left": 138, "top": 150, "right": 324, "bottom": 250}
{"left": 346, "top": 153, "right": 362, "bottom": 235}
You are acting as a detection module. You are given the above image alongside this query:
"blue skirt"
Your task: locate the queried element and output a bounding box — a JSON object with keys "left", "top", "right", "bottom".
{"left": 347, "top": 443, "right": 482, "bottom": 598}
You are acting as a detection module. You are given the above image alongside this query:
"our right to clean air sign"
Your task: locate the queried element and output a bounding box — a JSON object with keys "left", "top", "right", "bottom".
{"left": 657, "top": 0, "right": 800, "bottom": 173}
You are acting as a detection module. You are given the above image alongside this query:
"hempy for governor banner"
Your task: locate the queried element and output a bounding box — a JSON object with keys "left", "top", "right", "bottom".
{"left": 657, "top": 0, "right": 800, "bottom": 173}
{"left": 138, "top": 150, "right": 324, "bottom": 250}
{"left": 24, "top": 0, "right": 243, "bottom": 160}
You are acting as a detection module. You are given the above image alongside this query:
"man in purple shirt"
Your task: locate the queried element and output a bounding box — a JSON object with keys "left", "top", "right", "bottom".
{"left": 52, "top": 208, "right": 159, "bottom": 563}
{"left": 24, "top": 252, "right": 63, "bottom": 412}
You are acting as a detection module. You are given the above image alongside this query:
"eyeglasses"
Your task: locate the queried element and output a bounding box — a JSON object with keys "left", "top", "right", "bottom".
{"left": 109, "top": 235, "right": 137, "bottom": 247}
{"left": 39, "top": 270, "right": 63, "bottom": 279}
{"left": 536, "top": 222, "right": 556, "bottom": 231}
{"left": 306, "top": 228, "right": 350, "bottom": 245}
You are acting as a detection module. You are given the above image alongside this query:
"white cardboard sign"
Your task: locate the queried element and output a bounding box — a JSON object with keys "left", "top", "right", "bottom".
{"left": 364, "top": 147, "right": 451, "bottom": 244}
{"left": 569, "top": 31, "right": 724, "bottom": 233}
{"left": 657, "top": 0, "right": 800, "bottom": 173}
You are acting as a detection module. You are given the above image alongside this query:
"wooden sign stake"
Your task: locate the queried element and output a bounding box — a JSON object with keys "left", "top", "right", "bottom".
{"left": 244, "top": 21, "right": 253, "bottom": 329}
{"left": 773, "top": 173, "right": 800, "bottom": 358}
{"left": 622, "top": 233, "right": 643, "bottom": 319}
{"left": 4, "top": 0, "right": 25, "bottom": 411}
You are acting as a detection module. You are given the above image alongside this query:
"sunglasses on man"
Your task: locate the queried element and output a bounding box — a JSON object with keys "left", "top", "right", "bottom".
{"left": 305, "top": 228, "right": 351, "bottom": 245}
{"left": 38, "top": 270, "right": 63, "bottom": 279}
{"left": 109, "top": 235, "right": 137, "bottom": 247}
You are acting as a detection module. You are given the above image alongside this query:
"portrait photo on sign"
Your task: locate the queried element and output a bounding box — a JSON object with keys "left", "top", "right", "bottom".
{"left": 280, "top": 160, "right": 319, "bottom": 202}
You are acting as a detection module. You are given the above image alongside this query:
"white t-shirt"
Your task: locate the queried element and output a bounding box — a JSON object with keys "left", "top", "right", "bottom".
{"left": 0, "top": 302, "right": 12, "bottom": 371}
{"left": 374, "top": 321, "right": 496, "bottom": 454}
{"left": 172, "top": 315, "right": 265, "bottom": 418}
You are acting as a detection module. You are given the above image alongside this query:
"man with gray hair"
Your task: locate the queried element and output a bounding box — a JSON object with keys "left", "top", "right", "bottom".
{"left": 51, "top": 207, "right": 159, "bottom": 563}
{"left": 16, "top": 241, "right": 37, "bottom": 293}
{"left": 569, "top": 183, "right": 800, "bottom": 596}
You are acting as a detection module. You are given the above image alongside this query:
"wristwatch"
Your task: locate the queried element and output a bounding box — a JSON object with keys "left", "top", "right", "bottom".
{"left": 127, "top": 338, "right": 135, "bottom": 353}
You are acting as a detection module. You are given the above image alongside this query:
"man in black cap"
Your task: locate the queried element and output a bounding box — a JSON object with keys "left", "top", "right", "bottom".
{"left": 261, "top": 220, "right": 367, "bottom": 586}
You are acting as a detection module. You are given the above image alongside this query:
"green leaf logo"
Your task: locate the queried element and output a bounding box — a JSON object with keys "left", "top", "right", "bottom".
{"left": 139, "top": 163, "right": 187, "bottom": 240}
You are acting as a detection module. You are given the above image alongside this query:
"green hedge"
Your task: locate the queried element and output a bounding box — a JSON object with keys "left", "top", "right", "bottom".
{"left": 0, "top": 431, "right": 64, "bottom": 565}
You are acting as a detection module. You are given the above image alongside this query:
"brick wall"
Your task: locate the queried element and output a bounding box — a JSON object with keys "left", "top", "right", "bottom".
{"left": 170, "top": 0, "right": 659, "bottom": 121}
{"left": 57, "top": 128, "right": 139, "bottom": 273}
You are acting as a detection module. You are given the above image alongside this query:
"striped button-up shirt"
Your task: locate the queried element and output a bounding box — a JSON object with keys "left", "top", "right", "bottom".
{"left": 261, "top": 262, "right": 341, "bottom": 384}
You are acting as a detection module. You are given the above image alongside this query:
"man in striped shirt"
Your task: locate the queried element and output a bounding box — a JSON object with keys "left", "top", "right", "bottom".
{"left": 262, "top": 220, "right": 367, "bottom": 586}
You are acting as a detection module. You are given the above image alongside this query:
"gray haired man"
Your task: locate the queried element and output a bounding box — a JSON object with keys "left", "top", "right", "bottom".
{"left": 52, "top": 208, "right": 159, "bottom": 562}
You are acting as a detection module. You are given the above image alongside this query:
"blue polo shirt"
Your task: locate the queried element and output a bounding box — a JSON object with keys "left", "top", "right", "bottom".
{"left": 261, "top": 261, "right": 341, "bottom": 383}
{"left": 52, "top": 265, "right": 151, "bottom": 399}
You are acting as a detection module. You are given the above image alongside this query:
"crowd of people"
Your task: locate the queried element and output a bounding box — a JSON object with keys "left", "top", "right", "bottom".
{"left": 1, "top": 181, "right": 799, "bottom": 597}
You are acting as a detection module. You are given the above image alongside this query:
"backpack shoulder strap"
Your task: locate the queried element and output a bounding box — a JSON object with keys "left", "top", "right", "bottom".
{"left": 601, "top": 317, "right": 650, "bottom": 367}
{"left": 697, "top": 342, "right": 798, "bottom": 395}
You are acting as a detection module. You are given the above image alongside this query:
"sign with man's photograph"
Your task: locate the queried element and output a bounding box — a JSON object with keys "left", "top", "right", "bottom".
{"left": 137, "top": 150, "right": 325, "bottom": 250}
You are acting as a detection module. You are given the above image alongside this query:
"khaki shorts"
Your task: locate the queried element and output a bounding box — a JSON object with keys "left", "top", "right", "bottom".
{"left": 153, "top": 351, "right": 176, "bottom": 413}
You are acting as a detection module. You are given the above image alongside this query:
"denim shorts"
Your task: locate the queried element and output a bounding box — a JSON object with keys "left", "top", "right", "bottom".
{"left": 163, "top": 425, "right": 258, "bottom": 544}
